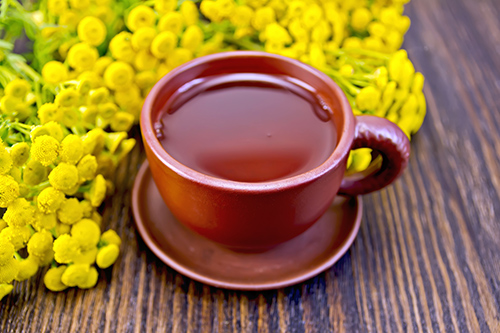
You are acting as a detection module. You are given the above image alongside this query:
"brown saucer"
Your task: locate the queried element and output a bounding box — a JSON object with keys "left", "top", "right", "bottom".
{"left": 132, "top": 162, "right": 362, "bottom": 290}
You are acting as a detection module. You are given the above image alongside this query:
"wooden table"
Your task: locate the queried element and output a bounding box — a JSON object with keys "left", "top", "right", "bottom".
{"left": 2, "top": 0, "right": 500, "bottom": 331}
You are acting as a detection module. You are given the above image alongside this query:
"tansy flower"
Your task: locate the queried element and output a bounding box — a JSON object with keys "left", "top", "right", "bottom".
{"left": 39, "top": 121, "right": 64, "bottom": 142}
{"left": 88, "top": 87, "right": 109, "bottom": 105}
{"left": 90, "top": 211, "right": 102, "bottom": 226}
{"left": 9, "top": 168, "right": 21, "bottom": 183}
{"left": 342, "top": 37, "right": 362, "bottom": 49}
{"left": 93, "top": 56, "right": 113, "bottom": 76}
{"left": 58, "top": 10, "right": 79, "bottom": 31}
{"left": 96, "top": 244, "right": 119, "bottom": 269}
{"left": 32, "top": 212, "right": 57, "bottom": 232}
{"left": 69, "top": 0, "right": 90, "bottom": 10}
{"left": 127, "top": 5, "right": 156, "bottom": 32}
{"left": 155, "top": 0, "right": 176, "bottom": 14}
{"left": 41, "top": 61, "right": 68, "bottom": 84}
{"left": 0, "top": 219, "right": 6, "bottom": 231}
{"left": 356, "top": 86, "right": 381, "bottom": 111}
{"left": 100, "top": 229, "right": 122, "bottom": 247}
{"left": 60, "top": 107, "right": 80, "bottom": 128}
{"left": 77, "top": 266, "right": 98, "bottom": 289}
{"left": 349, "top": 148, "right": 373, "bottom": 173}
{"left": 134, "top": 50, "right": 158, "bottom": 71}
{"left": 82, "top": 128, "right": 105, "bottom": 155}
{"left": 37, "top": 103, "right": 61, "bottom": 124}
{"left": 115, "top": 138, "right": 136, "bottom": 163}
{"left": 49, "top": 163, "right": 79, "bottom": 191}
{"left": 55, "top": 222, "right": 71, "bottom": 237}
{"left": 53, "top": 234, "right": 80, "bottom": 264}
{"left": 252, "top": 7, "right": 275, "bottom": 30}
{"left": 104, "top": 132, "right": 127, "bottom": 154}
{"left": 31, "top": 135, "right": 59, "bottom": 166}
{"left": 77, "top": 155, "right": 98, "bottom": 183}
{"left": 80, "top": 200, "right": 93, "bottom": 218}
{"left": 27, "top": 231, "right": 54, "bottom": 258}
{"left": 301, "top": 4, "right": 322, "bottom": 30}
{"left": 0, "top": 238, "right": 15, "bottom": 264}
{"left": 77, "top": 79, "right": 92, "bottom": 95}
{"left": 150, "top": 31, "right": 178, "bottom": 59}
{"left": 109, "top": 32, "right": 136, "bottom": 63}
{"left": 214, "top": 0, "right": 236, "bottom": 17}
{"left": 135, "top": 71, "right": 156, "bottom": 90}
{"left": 0, "top": 258, "right": 19, "bottom": 284}
{"left": 61, "top": 263, "right": 90, "bottom": 287}
{"left": 97, "top": 102, "right": 118, "bottom": 119}
{"left": 57, "top": 198, "right": 83, "bottom": 225}
{"left": 166, "top": 48, "right": 193, "bottom": 68}
{"left": 200, "top": 1, "right": 223, "bottom": 23}
{"left": 0, "top": 148, "right": 13, "bottom": 175}
{"left": 180, "top": 1, "right": 199, "bottom": 25}
{"left": 54, "top": 88, "right": 79, "bottom": 107}
{"left": 311, "top": 20, "right": 332, "bottom": 43}
{"left": 77, "top": 16, "right": 107, "bottom": 46}
{"left": 103, "top": 61, "right": 135, "bottom": 91}
{"left": 180, "top": 25, "right": 204, "bottom": 52}
{"left": 23, "top": 160, "right": 47, "bottom": 186}
{"left": 5, "top": 79, "right": 30, "bottom": 99}
{"left": 73, "top": 247, "right": 97, "bottom": 265}
{"left": 158, "top": 12, "right": 184, "bottom": 35}
{"left": 113, "top": 85, "right": 140, "bottom": 109}
{"left": 96, "top": 154, "right": 115, "bottom": 179}
{"left": 71, "top": 219, "right": 100, "bottom": 250}
{"left": 230, "top": 5, "right": 253, "bottom": 27}
{"left": 110, "top": 112, "right": 135, "bottom": 132}
{"left": 0, "top": 95, "right": 22, "bottom": 115}
{"left": 86, "top": 174, "right": 106, "bottom": 207}
{"left": 37, "top": 187, "right": 65, "bottom": 214}
{"left": 44, "top": 266, "right": 68, "bottom": 291}
{"left": 0, "top": 226, "right": 31, "bottom": 251}
{"left": 15, "top": 256, "right": 39, "bottom": 281}
{"left": 351, "top": 7, "right": 372, "bottom": 32}
{"left": 339, "top": 64, "right": 354, "bottom": 77}
{"left": 3, "top": 198, "right": 35, "bottom": 228}
{"left": 60, "top": 134, "right": 84, "bottom": 165}
{"left": 67, "top": 43, "right": 99, "bottom": 71}
{"left": 0, "top": 284, "right": 13, "bottom": 300}
{"left": 131, "top": 27, "right": 157, "bottom": 51}
{"left": 47, "top": 0, "right": 67, "bottom": 16}
{"left": 363, "top": 36, "right": 384, "bottom": 52}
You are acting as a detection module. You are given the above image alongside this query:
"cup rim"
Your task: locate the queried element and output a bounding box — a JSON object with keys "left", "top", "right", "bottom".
{"left": 141, "top": 51, "right": 355, "bottom": 192}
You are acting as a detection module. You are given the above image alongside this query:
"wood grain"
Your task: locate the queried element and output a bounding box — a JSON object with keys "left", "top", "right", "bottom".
{"left": 1, "top": 0, "right": 500, "bottom": 331}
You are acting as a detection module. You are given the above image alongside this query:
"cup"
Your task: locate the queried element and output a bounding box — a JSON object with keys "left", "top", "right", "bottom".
{"left": 141, "top": 51, "right": 410, "bottom": 250}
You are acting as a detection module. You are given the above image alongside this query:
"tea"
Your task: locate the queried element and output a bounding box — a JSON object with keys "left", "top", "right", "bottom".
{"left": 155, "top": 73, "right": 337, "bottom": 182}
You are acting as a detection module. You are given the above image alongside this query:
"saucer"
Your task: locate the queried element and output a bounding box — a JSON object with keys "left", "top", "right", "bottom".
{"left": 132, "top": 162, "right": 362, "bottom": 290}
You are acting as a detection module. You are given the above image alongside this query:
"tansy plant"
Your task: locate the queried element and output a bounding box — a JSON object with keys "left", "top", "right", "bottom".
{"left": 1, "top": 0, "right": 426, "bottom": 300}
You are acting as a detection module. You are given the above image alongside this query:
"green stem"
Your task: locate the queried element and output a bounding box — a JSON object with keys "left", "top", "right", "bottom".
{"left": 223, "top": 35, "right": 264, "bottom": 51}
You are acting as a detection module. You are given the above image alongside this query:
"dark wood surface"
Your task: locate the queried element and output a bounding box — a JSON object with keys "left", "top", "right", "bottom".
{"left": 1, "top": 0, "right": 500, "bottom": 331}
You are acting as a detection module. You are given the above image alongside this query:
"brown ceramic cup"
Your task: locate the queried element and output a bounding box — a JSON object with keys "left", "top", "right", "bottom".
{"left": 141, "top": 51, "right": 410, "bottom": 250}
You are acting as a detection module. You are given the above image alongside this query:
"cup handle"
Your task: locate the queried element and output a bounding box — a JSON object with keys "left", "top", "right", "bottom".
{"left": 338, "top": 115, "right": 411, "bottom": 196}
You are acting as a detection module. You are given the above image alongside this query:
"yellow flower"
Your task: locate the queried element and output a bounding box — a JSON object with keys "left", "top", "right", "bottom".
{"left": 363, "top": 36, "right": 384, "bottom": 52}
{"left": 27, "top": 229, "right": 54, "bottom": 265}
{"left": 23, "top": 160, "right": 47, "bottom": 186}
{"left": 0, "top": 148, "right": 12, "bottom": 175}
{"left": 0, "top": 219, "right": 6, "bottom": 231}
{"left": 180, "top": 1, "right": 199, "bottom": 25}
{"left": 88, "top": 87, "right": 109, "bottom": 105}
{"left": 44, "top": 266, "right": 68, "bottom": 291}
{"left": 166, "top": 48, "right": 193, "bottom": 68}
{"left": 97, "top": 102, "right": 118, "bottom": 119}
{"left": 368, "top": 22, "right": 386, "bottom": 38}
{"left": 60, "top": 134, "right": 84, "bottom": 165}
{"left": 93, "top": 56, "right": 113, "bottom": 76}
{"left": 85, "top": 174, "right": 106, "bottom": 207}
{"left": 398, "top": 59, "right": 415, "bottom": 90}
{"left": 69, "top": 0, "right": 90, "bottom": 10}
{"left": 115, "top": 138, "right": 136, "bottom": 163}
{"left": 252, "top": 7, "right": 276, "bottom": 30}
{"left": 77, "top": 155, "right": 97, "bottom": 183}
{"left": 134, "top": 50, "right": 158, "bottom": 71}
{"left": 0, "top": 236, "right": 15, "bottom": 264}
{"left": 61, "top": 263, "right": 90, "bottom": 287}
{"left": 200, "top": 1, "right": 223, "bottom": 23}
{"left": 288, "top": 18, "right": 309, "bottom": 43}
{"left": 110, "top": 112, "right": 135, "bottom": 132}
{"left": 356, "top": 86, "right": 381, "bottom": 111}
{"left": 351, "top": 7, "right": 372, "bottom": 32}
{"left": 49, "top": 163, "right": 79, "bottom": 192}
{"left": 311, "top": 20, "right": 332, "bottom": 43}
{"left": 131, "top": 27, "right": 157, "bottom": 51}
{"left": 135, "top": 71, "right": 157, "bottom": 90}
{"left": 67, "top": 43, "right": 99, "bottom": 71}
{"left": 180, "top": 25, "right": 204, "bottom": 52}
{"left": 0, "top": 258, "right": 19, "bottom": 284}
{"left": 215, "top": 0, "right": 236, "bottom": 17}
{"left": 150, "top": 31, "right": 178, "bottom": 59}
{"left": 339, "top": 64, "right": 354, "bottom": 77}
{"left": 342, "top": 37, "right": 362, "bottom": 49}
{"left": 5, "top": 79, "right": 30, "bottom": 99}
{"left": 32, "top": 212, "right": 57, "bottom": 232}
{"left": 96, "top": 244, "right": 119, "bottom": 269}
{"left": 15, "top": 256, "right": 39, "bottom": 281}
{"left": 77, "top": 16, "right": 106, "bottom": 46}
{"left": 158, "top": 11, "right": 184, "bottom": 35}
{"left": 42, "top": 61, "right": 68, "bottom": 84}
{"left": 82, "top": 128, "right": 105, "bottom": 155}
{"left": 77, "top": 79, "right": 92, "bottom": 95}
{"left": 37, "top": 103, "right": 62, "bottom": 124}
{"left": 73, "top": 246, "right": 97, "bottom": 265}
{"left": 31, "top": 135, "right": 60, "bottom": 166}
{"left": 104, "top": 61, "right": 135, "bottom": 91}
{"left": 53, "top": 234, "right": 80, "bottom": 264}
{"left": 0, "top": 175, "right": 19, "bottom": 208}
{"left": 34, "top": 121, "right": 64, "bottom": 143}
{"left": 58, "top": 10, "right": 79, "bottom": 31}
{"left": 388, "top": 49, "right": 408, "bottom": 81}
{"left": 109, "top": 32, "right": 136, "bottom": 63}
{"left": 96, "top": 154, "right": 115, "bottom": 179}
{"left": 301, "top": 4, "right": 322, "bottom": 30}
{"left": 127, "top": 5, "right": 156, "bottom": 32}
{"left": 105, "top": 132, "right": 126, "bottom": 154}
{"left": 47, "top": 0, "right": 68, "bottom": 16}
{"left": 100, "top": 229, "right": 122, "bottom": 247}
{"left": 374, "top": 67, "right": 389, "bottom": 88}
{"left": 0, "top": 95, "right": 22, "bottom": 115}
{"left": 3, "top": 198, "right": 35, "bottom": 228}
{"left": 54, "top": 222, "right": 71, "bottom": 237}
{"left": 309, "top": 44, "right": 326, "bottom": 69}
{"left": 0, "top": 284, "right": 13, "bottom": 300}
{"left": 155, "top": 0, "right": 177, "bottom": 15}
{"left": 71, "top": 219, "right": 100, "bottom": 251}
{"left": 261, "top": 23, "right": 291, "bottom": 44}
{"left": 230, "top": 5, "right": 254, "bottom": 27}
{"left": 78, "top": 266, "right": 98, "bottom": 289}
{"left": 37, "top": 187, "right": 65, "bottom": 214}
{"left": 349, "top": 148, "right": 373, "bottom": 172}
{"left": 60, "top": 107, "right": 81, "bottom": 128}
{"left": 57, "top": 198, "right": 83, "bottom": 225}
{"left": 55, "top": 88, "right": 79, "bottom": 107}
{"left": 1, "top": 226, "right": 31, "bottom": 251}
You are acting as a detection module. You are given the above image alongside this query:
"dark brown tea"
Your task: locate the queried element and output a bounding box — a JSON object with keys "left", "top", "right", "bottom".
{"left": 155, "top": 73, "right": 337, "bottom": 182}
